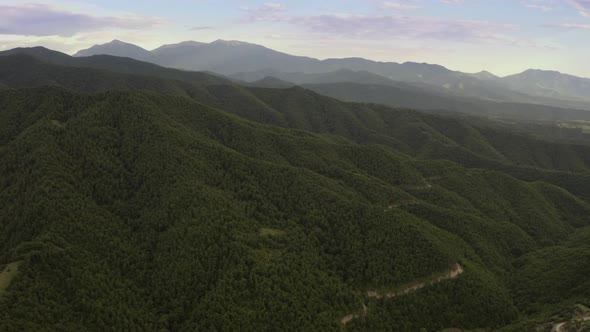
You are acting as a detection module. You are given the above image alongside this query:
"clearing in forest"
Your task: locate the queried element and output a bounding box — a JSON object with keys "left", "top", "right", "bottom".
{"left": 0, "top": 261, "right": 22, "bottom": 295}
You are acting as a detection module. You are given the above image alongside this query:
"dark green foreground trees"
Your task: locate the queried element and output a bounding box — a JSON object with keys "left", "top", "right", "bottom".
{"left": 0, "top": 52, "right": 589, "bottom": 331}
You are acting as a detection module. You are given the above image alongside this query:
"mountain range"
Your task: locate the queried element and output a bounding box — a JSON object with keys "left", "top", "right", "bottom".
{"left": 73, "top": 39, "right": 590, "bottom": 109}
{"left": 1, "top": 43, "right": 590, "bottom": 330}
{"left": 4, "top": 46, "right": 590, "bottom": 125}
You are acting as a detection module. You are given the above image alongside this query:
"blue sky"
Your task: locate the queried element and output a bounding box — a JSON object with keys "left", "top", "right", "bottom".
{"left": 0, "top": 0, "right": 589, "bottom": 77}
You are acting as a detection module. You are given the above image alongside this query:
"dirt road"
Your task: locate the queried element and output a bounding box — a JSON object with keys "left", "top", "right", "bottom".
{"left": 341, "top": 263, "right": 464, "bottom": 327}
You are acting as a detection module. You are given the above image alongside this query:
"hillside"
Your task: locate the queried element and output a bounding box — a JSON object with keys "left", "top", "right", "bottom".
{"left": 1, "top": 86, "right": 590, "bottom": 330}
{"left": 4, "top": 54, "right": 590, "bottom": 178}
{"left": 1, "top": 52, "right": 590, "bottom": 330}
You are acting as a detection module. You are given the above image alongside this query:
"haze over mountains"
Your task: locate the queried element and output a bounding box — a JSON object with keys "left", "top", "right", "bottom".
{"left": 73, "top": 39, "right": 590, "bottom": 110}
{"left": 4, "top": 45, "right": 590, "bottom": 124}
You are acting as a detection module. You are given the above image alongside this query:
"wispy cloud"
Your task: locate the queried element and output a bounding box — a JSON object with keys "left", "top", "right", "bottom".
{"left": 0, "top": 3, "right": 167, "bottom": 37}
{"left": 523, "top": 0, "right": 590, "bottom": 16}
{"left": 570, "top": 0, "right": 590, "bottom": 16}
{"left": 292, "top": 15, "right": 518, "bottom": 43}
{"left": 546, "top": 22, "right": 590, "bottom": 28}
{"left": 187, "top": 26, "right": 213, "bottom": 31}
{"left": 525, "top": 3, "right": 555, "bottom": 11}
{"left": 237, "top": 4, "right": 521, "bottom": 45}
{"left": 239, "top": 2, "right": 288, "bottom": 22}
{"left": 379, "top": 1, "right": 424, "bottom": 10}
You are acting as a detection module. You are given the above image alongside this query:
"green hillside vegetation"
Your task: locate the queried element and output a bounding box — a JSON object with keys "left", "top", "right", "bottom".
{"left": 0, "top": 47, "right": 230, "bottom": 85}
{"left": 0, "top": 52, "right": 589, "bottom": 330}
{"left": 3, "top": 54, "right": 590, "bottom": 177}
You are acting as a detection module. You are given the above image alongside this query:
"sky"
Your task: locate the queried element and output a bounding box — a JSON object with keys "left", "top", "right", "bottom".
{"left": 0, "top": 0, "right": 589, "bottom": 77}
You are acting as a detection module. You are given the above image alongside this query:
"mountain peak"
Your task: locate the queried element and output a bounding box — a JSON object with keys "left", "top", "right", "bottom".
{"left": 470, "top": 70, "right": 498, "bottom": 80}
{"left": 73, "top": 40, "right": 152, "bottom": 59}
{"left": 152, "top": 41, "right": 206, "bottom": 52}
{"left": 104, "top": 39, "right": 138, "bottom": 46}
{"left": 211, "top": 39, "right": 253, "bottom": 46}
{"left": 523, "top": 68, "right": 560, "bottom": 74}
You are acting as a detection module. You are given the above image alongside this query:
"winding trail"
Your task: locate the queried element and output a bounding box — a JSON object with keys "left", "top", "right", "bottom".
{"left": 340, "top": 263, "right": 464, "bottom": 328}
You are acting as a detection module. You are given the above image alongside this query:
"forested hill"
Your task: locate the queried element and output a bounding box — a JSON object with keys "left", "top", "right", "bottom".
{"left": 0, "top": 47, "right": 229, "bottom": 85}
{"left": 2, "top": 54, "right": 590, "bottom": 178}
{"left": 0, "top": 54, "right": 590, "bottom": 330}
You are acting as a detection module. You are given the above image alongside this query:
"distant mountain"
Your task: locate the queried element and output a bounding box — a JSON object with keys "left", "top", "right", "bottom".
{"left": 73, "top": 39, "right": 155, "bottom": 62}
{"left": 303, "top": 81, "right": 590, "bottom": 121}
{"left": 71, "top": 39, "right": 590, "bottom": 107}
{"left": 468, "top": 70, "right": 499, "bottom": 80}
{"left": 152, "top": 39, "right": 319, "bottom": 74}
{"left": 245, "top": 76, "right": 296, "bottom": 88}
{"left": 0, "top": 46, "right": 229, "bottom": 86}
{"left": 231, "top": 68, "right": 397, "bottom": 86}
{"left": 152, "top": 40, "right": 206, "bottom": 53}
{"left": 74, "top": 40, "right": 464, "bottom": 79}
{"left": 4, "top": 47, "right": 590, "bottom": 122}
{"left": 0, "top": 46, "right": 74, "bottom": 64}
{"left": 502, "top": 69, "right": 590, "bottom": 101}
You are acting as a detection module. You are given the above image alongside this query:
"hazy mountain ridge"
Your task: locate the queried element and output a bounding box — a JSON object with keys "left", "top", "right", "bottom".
{"left": 71, "top": 39, "right": 590, "bottom": 107}
{"left": 502, "top": 69, "right": 590, "bottom": 101}
{"left": 73, "top": 39, "right": 156, "bottom": 62}
{"left": 3, "top": 47, "right": 590, "bottom": 124}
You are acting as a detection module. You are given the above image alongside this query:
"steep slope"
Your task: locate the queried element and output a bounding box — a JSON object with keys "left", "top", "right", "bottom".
{"left": 1, "top": 87, "right": 590, "bottom": 330}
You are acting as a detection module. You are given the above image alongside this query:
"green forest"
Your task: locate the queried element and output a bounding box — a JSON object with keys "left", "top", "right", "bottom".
{"left": 0, "top": 50, "right": 589, "bottom": 331}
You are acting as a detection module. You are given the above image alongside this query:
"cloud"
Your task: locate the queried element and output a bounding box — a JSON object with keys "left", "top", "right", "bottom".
{"left": 187, "top": 26, "right": 213, "bottom": 31}
{"left": 240, "top": 2, "right": 288, "bottom": 22}
{"left": 0, "top": 3, "right": 167, "bottom": 37}
{"left": 570, "top": 0, "right": 590, "bottom": 16}
{"left": 239, "top": 6, "right": 519, "bottom": 45}
{"left": 525, "top": 0, "right": 590, "bottom": 16}
{"left": 379, "top": 1, "right": 424, "bottom": 10}
{"left": 546, "top": 22, "right": 590, "bottom": 28}
{"left": 525, "top": 3, "right": 555, "bottom": 11}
